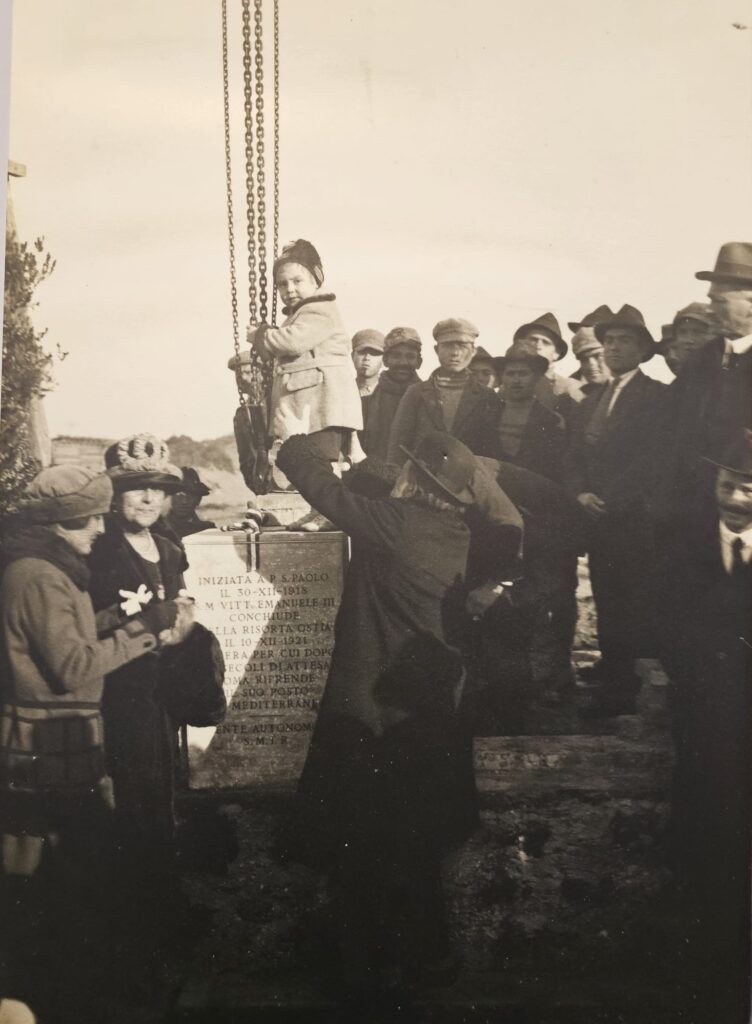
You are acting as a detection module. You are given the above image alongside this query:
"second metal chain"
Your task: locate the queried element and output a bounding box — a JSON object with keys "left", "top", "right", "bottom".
{"left": 221, "top": 0, "right": 244, "bottom": 407}
{"left": 254, "top": 0, "right": 268, "bottom": 324}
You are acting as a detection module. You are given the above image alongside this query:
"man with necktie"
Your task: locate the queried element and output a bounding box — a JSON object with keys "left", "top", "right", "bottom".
{"left": 659, "top": 431, "right": 752, "bottom": 1019}
{"left": 564, "top": 305, "right": 666, "bottom": 716}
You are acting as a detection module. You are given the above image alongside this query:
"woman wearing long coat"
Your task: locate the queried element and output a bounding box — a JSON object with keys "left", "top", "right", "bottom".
{"left": 276, "top": 431, "right": 517, "bottom": 998}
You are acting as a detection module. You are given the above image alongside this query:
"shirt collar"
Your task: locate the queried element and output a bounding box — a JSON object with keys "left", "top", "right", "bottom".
{"left": 612, "top": 367, "right": 639, "bottom": 388}
{"left": 719, "top": 519, "right": 752, "bottom": 553}
{"left": 725, "top": 335, "right": 752, "bottom": 355}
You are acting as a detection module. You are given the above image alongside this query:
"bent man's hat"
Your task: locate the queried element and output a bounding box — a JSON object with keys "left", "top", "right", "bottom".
{"left": 695, "top": 242, "right": 752, "bottom": 286}
{"left": 22, "top": 466, "right": 114, "bottom": 524}
{"left": 594, "top": 305, "right": 656, "bottom": 361}
{"left": 432, "top": 318, "right": 479, "bottom": 346}
{"left": 400, "top": 431, "right": 477, "bottom": 506}
{"left": 351, "top": 329, "right": 385, "bottom": 353}
{"left": 105, "top": 434, "right": 184, "bottom": 494}
{"left": 513, "top": 312, "right": 567, "bottom": 360}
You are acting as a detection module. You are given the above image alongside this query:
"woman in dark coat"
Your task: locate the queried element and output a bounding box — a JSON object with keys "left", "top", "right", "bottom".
{"left": 276, "top": 431, "right": 516, "bottom": 1000}
{"left": 87, "top": 433, "right": 193, "bottom": 990}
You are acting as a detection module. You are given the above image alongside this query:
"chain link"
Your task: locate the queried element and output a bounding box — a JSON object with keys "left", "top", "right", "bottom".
{"left": 221, "top": 0, "right": 244, "bottom": 407}
{"left": 253, "top": 0, "right": 268, "bottom": 324}
{"left": 271, "top": 0, "right": 280, "bottom": 326}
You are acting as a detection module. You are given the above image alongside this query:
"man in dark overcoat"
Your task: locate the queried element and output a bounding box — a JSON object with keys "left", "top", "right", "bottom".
{"left": 654, "top": 242, "right": 752, "bottom": 530}
{"left": 277, "top": 431, "right": 521, "bottom": 1002}
{"left": 659, "top": 432, "right": 752, "bottom": 1019}
{"left": 490, "top": 343, "right": 567, "bottom": 482}
{"left": 564, "top": 305, "right": 666, "bottom": 715}
{"left": 387, "top": 318, "right": 499, "bottom": 464}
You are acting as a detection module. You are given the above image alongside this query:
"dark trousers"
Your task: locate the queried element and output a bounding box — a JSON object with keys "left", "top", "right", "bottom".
{"left": 587, "top": 510, "right": 656, "bottom": 686}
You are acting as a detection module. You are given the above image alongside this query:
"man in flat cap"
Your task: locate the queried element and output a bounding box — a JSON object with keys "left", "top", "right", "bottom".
{"left": 656, "top": 243, "right": 752, "bottom": 528}
{"left": 351, "top": 329, "right": 384, "bottom": 399}
{"left": 657, "top": 302, "right": 716, "bottom": 378}
{"left": 568, "top": 306, "right": 614, "bottom": 396}
{"left": 361, "top": 327, "right": 423, "bottom": 461}
{"left": 564, "top": 305, "right": 666, "bottom": 716}
{"left": 511, "top": 313, "right": 583, "bottom": 424}
{"left": 387, "top": 318, "right": 498, "bottom": 464}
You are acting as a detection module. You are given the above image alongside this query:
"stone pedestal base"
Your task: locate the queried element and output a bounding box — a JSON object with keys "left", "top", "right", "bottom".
{"left": 182, "top": 528, "right": 347, "bottom": 789}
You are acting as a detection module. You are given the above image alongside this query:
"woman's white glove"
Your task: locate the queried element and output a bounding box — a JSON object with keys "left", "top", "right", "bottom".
{"left": 119, "top": 584, "right": 154, "bottom": 616}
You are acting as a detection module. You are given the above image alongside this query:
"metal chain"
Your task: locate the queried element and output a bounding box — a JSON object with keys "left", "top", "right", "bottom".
{"left": 241, "top": 0, "right": 257, "bottom": 329}
{"left": 271, "top": 0, "right": 280, "bottom": 326}
{"left": 253, "top": 0, "right": 268, "bottom": 324}
{"left": 221, "top": 0, "right": 244, "bottom": 407}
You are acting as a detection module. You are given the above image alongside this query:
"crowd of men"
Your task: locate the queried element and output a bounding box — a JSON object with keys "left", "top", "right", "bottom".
{"left": 339, "top": 242, "right": 750, "bottom": 723}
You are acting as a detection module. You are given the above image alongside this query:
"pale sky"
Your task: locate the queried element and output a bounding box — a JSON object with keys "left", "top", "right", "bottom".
{"left": 6, "top": 0, "right": 752, "bottom": 440}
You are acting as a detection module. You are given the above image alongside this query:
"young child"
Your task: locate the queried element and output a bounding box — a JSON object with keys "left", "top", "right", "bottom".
{"left": 248, "top": 239, "right": 363, "bottom": 528}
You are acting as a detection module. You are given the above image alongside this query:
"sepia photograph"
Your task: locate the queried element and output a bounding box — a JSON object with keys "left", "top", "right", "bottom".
{"left": 1, "top": 1, "right": 751, "bottom": 1021}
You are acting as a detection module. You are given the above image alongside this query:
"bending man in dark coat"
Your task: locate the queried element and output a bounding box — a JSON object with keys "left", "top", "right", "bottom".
{"left": 277, "top": 431, "right": 521, "bottom": 1003}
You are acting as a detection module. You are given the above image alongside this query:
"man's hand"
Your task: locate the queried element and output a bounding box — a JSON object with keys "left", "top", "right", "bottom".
{"left": 465, "top": 582, "right": 504, "bottom": 620}
{"left": 577, "top": 492, "right": 607, "bottom": 519}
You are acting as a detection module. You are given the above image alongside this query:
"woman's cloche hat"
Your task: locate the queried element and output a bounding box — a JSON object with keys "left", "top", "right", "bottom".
{"left": 21, "top": 465, "right": 114, "bottom": 524}
{"left": 104, "top": 434, "right": 184, "bottom": 494}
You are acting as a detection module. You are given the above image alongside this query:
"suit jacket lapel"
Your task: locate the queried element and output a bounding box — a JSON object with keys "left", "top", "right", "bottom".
{"left": 602, "top": 369, "right": 645, "bottom": 437}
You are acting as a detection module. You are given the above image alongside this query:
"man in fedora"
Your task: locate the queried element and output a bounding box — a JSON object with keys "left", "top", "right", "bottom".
{"left": 656, "top": 302, "right": 716, "bottom": 378}
{"left": 564, "top": 305, "right": 666, "bottom": 716}
{"left": 568, "top": 306, "right": 613, "bottom": 395}
{"left": 163, "top": 467, "right": 216, "bottom": 538}
{"left": 490, "top": 342, "right": 566, "bottom": 482}
{"left": 656, "top": 243, "right": 752, "bottom": 527}
{"left": 468, "top": 346, "right": 499, "bottom": 390}
{"left": 659, "top": 430, "right": 752, "bottom": 1015}
{"left": 387, "top": 318, "right": 498, "bottom": 464}
{"left": 511, "top": 313, "right": 583, "bottom": 422}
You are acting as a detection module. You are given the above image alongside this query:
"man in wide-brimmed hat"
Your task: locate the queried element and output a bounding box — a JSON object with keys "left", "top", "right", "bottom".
{"left": 659, "top": 429, "right": 752, "bottom": 1014}
{"left": 163, "top": 467, "right": 216, "bottom": 539}
{"left": 387, "top": 318, "right": 498, "bottom": 464}
{"left": 655, "top": 242, "right": 752, "bottom": 527}
{"left": 564, "top": 304, "right": 666, "bottom": 716}
{"left": 468, "top": 346, "right": 498, "bottom": 390}
{"left": 568, "top": 305, "right": 613, "bottom": 394}
{"left": 511, "top": 312, "right": 583, "bottom": 420}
